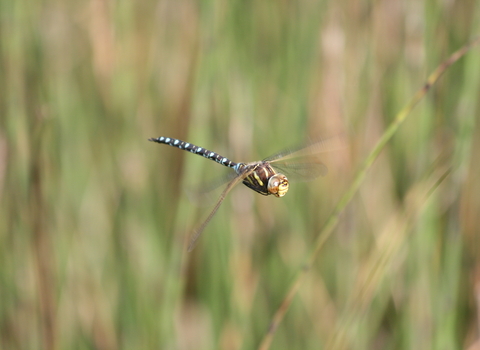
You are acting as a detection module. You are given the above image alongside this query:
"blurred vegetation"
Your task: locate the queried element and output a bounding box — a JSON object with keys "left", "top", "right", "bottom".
{"left": 1, "top": 0, "right": 480, "bottom": 349}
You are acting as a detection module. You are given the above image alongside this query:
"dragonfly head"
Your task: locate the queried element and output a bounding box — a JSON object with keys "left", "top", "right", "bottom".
{"left": 267, "top": 174, "right": 289, "bottom": 197}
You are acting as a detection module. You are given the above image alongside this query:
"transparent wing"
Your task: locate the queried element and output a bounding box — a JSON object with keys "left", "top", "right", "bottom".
{"left": 264, "top": 136, "right": 346, "bottom": 163}
{"left": 270, "top": 158, "right": 328, "bottom": 181}
{"left": 186, "top": 171, "right": 238, "bottom": 206}
{"left": 187, "top": 166, "right": 254, "bottom": 252}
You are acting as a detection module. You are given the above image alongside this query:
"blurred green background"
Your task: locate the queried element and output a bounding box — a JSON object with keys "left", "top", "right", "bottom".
{"left": 1, "top": 0, "right": 480, "bottom": 349}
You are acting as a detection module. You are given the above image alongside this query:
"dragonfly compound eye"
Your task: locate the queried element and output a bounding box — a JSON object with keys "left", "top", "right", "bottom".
{"left": 267, "top": 174, "right": 289, "bottom": 197}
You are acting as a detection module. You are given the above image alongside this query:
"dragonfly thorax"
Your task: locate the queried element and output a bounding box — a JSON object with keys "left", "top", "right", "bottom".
{"left": 236, "top": 162, "right": 289, "bottom": 197}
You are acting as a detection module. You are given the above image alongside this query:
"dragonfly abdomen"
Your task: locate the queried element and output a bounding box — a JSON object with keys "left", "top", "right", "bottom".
{"left": 148, "top": 136, "right": 237, "bottom": 169}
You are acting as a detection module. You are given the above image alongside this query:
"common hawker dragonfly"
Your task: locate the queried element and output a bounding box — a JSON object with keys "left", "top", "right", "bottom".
{"left": 150, "top": 136, "right": 339, "bottom": 251}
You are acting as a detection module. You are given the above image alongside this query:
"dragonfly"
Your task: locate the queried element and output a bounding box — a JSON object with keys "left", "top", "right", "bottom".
{"left": 149, "top": 136, "right": 338, "bottom": 251}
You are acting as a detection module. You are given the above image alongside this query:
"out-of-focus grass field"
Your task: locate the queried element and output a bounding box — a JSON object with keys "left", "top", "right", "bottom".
{"left": 1, "top": 1, "right": 480, "bottom": 349}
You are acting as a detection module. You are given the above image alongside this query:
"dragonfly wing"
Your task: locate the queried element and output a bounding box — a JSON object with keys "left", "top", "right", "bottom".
{"left": 264, "top": 136, "right": 346, "bottom": 163}
{"left": 271, "top": 158, "right": 328, "bottom": 181}
{"left": 187, "top": 167, "right": 254, "bottom": 252}
{"left": 186, "top": 171, "right": 238, "bottom": 207}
